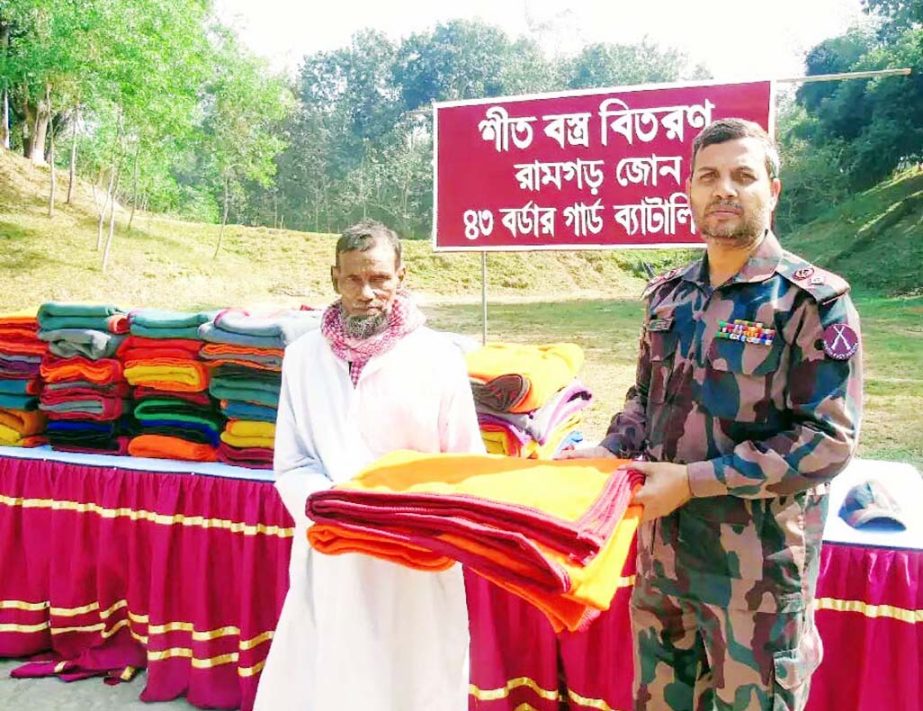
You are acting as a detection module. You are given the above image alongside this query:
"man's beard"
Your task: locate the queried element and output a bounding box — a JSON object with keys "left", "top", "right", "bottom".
{"left": 698, "top": 200, "right": 770, "bottom": 247}
{"left": 343, "top": 310, "right": 389, "bottom": 339}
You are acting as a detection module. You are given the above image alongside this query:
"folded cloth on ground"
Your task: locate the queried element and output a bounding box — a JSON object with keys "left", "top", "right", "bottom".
{"left": 129, "top": 309, "right": 214, "bottom": 331}
{"left": 209, "top": 381, "right": 280, "bottom": 408}
{"left": 207, "top": 308, "right": 320, "bottom": 343}
{"left": 219, "top": 430, "right": 274, "bottom": 449}
{"left": 476, "top": 380, "right": 593, "bottom": 443}
{"left": 466, "top": 343, "right": 584, "bottom": 414}
{"left": 117, "top": 335, "right": 203, "bottom": 358}
{"left": 37, "top": 303, "right": 128, "bottom": 334}
{"left": 137, "top": 422, "right": 220, "bottom": 446}
{"left": 200, "top": 343, "right": 284, "bottom": 368}
{"left": 219, "top": 400, "right": 277, "bottom": 422}
{"left": 0, "top": 378, "right": 40, "bottom": 396}
{"left": 306, "top": 450, "right": 642, "bottom": 633}
{"left": 47, "top": 418, "right": 137, "bottom": 452}
{"left": 0, "top": 359, "right": 41, "bottom": 378}
{"left": 134, "top": 409, "right": 222, "bottom": 432}
{"left": 481, "top": 413, "right": 582, "bottom": 459}
{"left": 39, "top": 397, "right": 128, "bottom": 421}
{"left": 0, "top": 326, "right": 41, "bottom": 342}
{"left": 225, "top": 419, "right": 275, "bottom": 438}
{"left": 0, "top": 422, "right": 45, "bottom": 447}
{"left": 133, "top": 386, "right": 211, "bottom": 406}
{"left": 0, "top": 408, "right": 47, "bottom": 436}
{"left": 0, "top": 394, "right": 38, "bottom": 410}
{"left": 133, "top": 397, "right": 221, "bottom": 422}
{"left": 38, "top": 329, "right": 125, "bottom": 360}
{"left": 40, "top": 355, "right": 123, "bottom": 384}
{"left": 127, "top": 433, "right": 217, "bottom": 462}
{"left": 123, "top": 361, "right": 208, "bottom": 392}
{"left": 210, "top": 363, "right": 281, "bottom": 387}
{"left": 198, "top": 310, "right": 319, "bottom": 349}
{"left": 216, "top": 442, "right": 274, "bottom": 469}
{"left": 42, "top": 379, "right": 130, "bottom": 396}
{"left": 0, "top": 352, "right": 42, "bottom": 363}
{"left": 51, "top": 437, "right": 131, "bottom": 455}
{"left": 0, "top": 339, "right": 46, "bottom": 356}
{"left": 0, "top": 311, "right": 38, "bottom": 327}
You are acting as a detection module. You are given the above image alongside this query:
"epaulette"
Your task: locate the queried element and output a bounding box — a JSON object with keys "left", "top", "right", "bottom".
{"left": 778, "top": 253, "right": 850, "bottom": 304}
{"left": 641, "top": 267, "right": 684, "bottom": 300}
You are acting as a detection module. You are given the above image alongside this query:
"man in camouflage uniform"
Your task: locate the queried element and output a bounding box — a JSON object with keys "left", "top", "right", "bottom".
{"left": 563, "top": 118, "right": 863, "bottom": 709}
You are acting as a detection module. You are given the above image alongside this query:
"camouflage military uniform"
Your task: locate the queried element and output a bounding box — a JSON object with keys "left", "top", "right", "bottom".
{"left": 601, "top": 231, "right": 863, "bottom": 710}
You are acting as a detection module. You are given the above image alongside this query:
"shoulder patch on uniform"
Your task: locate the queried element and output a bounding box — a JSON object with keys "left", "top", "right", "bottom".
{"left": 642, "top": 267, "right": 685, "bottom": 300}
{"left": 778, "top": 254, "right": 850, "bottom": 304}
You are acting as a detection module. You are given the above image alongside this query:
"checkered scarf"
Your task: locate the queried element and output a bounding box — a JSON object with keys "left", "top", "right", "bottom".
{"left": 321, "top": 293, "right": 426, "bottom": 385}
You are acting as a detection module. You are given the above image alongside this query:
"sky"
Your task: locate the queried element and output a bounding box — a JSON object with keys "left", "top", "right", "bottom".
{"left": 214, "top": 0, "right": 870, "bottom": 81}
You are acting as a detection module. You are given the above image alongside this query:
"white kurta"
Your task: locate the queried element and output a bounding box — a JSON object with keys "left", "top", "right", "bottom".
{"left": 254, "top": 326, "right": 484, "bottom": 711}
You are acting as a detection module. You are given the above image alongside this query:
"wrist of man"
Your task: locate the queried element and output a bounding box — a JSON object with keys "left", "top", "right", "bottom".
{"left": 686, "top": 459, "right": 729, "bottom": 498}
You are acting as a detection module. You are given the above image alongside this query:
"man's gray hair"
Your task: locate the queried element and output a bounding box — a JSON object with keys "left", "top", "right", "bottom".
{"left": 335, "top": 219, "right": 402, "bottom": 266}
{"left": 691, "top": 118, "right": 781, "bottom": 180}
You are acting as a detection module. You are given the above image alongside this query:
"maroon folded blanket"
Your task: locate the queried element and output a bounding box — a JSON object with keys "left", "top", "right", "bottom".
{"left": 217, "top": 442, "right": 274, "bottom": 469}
{"left": 133, "top": 386, "right": 212, "bottom": 406}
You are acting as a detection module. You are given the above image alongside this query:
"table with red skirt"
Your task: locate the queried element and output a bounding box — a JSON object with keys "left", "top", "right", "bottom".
{"left": 0, "top": 448, "right": 919, "bottom": 710}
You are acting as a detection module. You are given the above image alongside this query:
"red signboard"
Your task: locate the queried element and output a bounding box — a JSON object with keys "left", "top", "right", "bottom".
{"left": 433, "top": 79, "right": 774, "bottom": 251}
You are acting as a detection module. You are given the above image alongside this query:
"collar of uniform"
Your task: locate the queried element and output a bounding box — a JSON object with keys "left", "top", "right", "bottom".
{"left": 686, "top": 230, "right": 784, "bottom": 288}
{"left": 730, "top": 230, "right": 784, "bottom": 284}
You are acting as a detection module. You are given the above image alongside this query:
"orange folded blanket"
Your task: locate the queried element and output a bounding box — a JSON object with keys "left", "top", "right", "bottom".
{"left": 127, "top": 434, "right": 217, "bottom": 462}
{"left": 40, "top": 355, "right": 123, "bottom": 384}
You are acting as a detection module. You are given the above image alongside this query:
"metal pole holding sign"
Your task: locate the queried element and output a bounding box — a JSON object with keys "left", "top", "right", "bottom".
{"left": 481, "top": 252, "right": 488, "bottom": 345}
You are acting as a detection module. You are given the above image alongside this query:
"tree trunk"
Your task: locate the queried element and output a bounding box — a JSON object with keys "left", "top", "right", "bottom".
{"left": 97, "top": 113, "right": 122, "bottom": 251}
{"left": 101, "top": 164, "right": 122, "bottom": 273}
{"left": 28, "top": 85, "right": 52, "bottom": 165}
{"left": 21, "top": 98, "right": 35, "bottom": 158}
{"left": 127, "top": 143, "right": 140, "bottom": 232}
{"left": 66, "top": 108, "right": 79, "bottom": 204}
{"left": 0, "top": 22, "right": 9, "bottom": 149}
{"left": 47, "top": 125, "right": 56, "bottom": 217}
{"left": 96, "top": 168, "right": 115, "bottom": 251}
{"left": 214, "top": 176, "right": 230, "bottom": 258}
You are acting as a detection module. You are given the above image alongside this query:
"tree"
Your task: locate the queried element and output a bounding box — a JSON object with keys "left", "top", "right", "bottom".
{"left": 564, "top": 40, "right": 707, "bottom": 90}
{"left": 199, "top": 29, "right": 292, "bottom": 257}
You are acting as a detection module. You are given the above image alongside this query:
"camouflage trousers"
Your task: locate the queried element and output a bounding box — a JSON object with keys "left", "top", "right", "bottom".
{"left": 630, "top": 580, "right": 823, "bottom": 711}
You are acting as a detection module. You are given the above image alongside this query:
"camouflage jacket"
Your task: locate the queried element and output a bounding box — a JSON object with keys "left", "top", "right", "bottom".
{"left": 602, "top": 231, "right": 863, "bottom": 612}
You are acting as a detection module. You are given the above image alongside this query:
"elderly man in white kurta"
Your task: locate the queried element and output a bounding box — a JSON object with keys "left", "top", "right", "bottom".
{"left": 254, "top": 219, "right": 483, "bottom": 711}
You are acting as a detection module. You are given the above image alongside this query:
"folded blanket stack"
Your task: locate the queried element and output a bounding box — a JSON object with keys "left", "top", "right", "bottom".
{"left": 200, "top": 308, "right": 320, "bottom": 468}
{"left": 466, "top": 343, "right": 592, "bottom": 458}
{"left": 0, "top": 311, "right": 47, "bottom": 446}
{"left": 37, "top": 303, "right": 133, "bottom": 453}
{"left": 307, "top": 450, "right": 644, "bottom": 632}
{"left": 122, "top": 310, "right": 221, "bottom": 462}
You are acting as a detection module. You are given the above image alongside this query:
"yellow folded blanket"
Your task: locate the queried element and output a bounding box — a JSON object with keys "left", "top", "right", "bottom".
{"left": 123, "top": 362, "right": 208, "bottom": 392}
{"left": 466, "top": 343, "right": 584, "bottom": 413}
{"left": 225, "top": 420, "right": 276, "bottom": 438}
{"left": 219, "top": 430, "right": 275, "bottom": 449}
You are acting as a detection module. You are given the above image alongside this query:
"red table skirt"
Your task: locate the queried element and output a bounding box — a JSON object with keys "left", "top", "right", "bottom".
{"left": 465, "top": 542, "right": 923, "bottom": 711}
{"left": 2, "top": 453, "right": 920, "bottom": 711}
{"left": 0, "top": 455, "right": 293, "bottom": 710}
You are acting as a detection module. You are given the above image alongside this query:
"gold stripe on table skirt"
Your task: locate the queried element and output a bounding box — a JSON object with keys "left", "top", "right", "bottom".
{"left": 0, "top": 493, "right": 294, "bottom": 538}
{"left": 469, "top": 676, "right": 560, "bottom": 702}
{"left": 815, "top": 596, "right": 923, "bottom": 623}
{"left": 0, "top": 600, "right": 48, "bottom": 612}
{"left": 566, "top": 687, "right": 624, "bottom": 711}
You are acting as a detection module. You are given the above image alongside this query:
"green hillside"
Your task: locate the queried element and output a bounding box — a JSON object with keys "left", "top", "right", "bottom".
{"left": 782, "top": 169, "right": 923, "bottom": 296}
